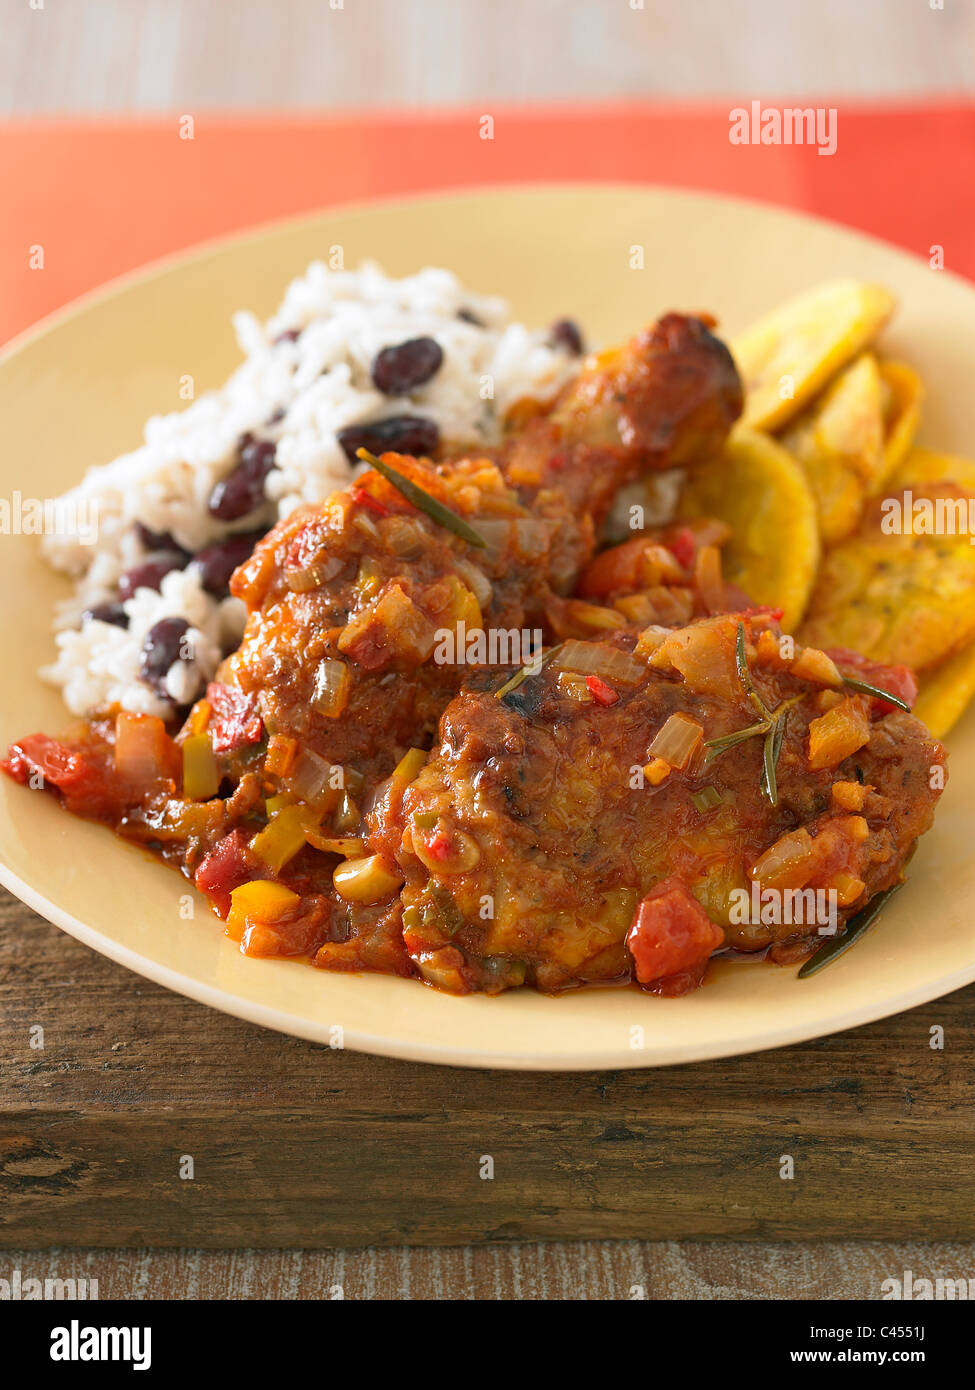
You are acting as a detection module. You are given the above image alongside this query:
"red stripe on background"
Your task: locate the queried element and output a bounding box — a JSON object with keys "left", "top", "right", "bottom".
{"left": 2, "top": 103, "right": 973, "bottom": 344}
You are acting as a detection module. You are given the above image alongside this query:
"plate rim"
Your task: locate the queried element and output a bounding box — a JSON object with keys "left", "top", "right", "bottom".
{"left": 2, "top": 180, "right": 973, "bottom": 1070}
{"left": 5, "top": 178, "right": 975, "bottom": 364}
{"left": 3, "top": 851, "right": 975, "bottom": 1071}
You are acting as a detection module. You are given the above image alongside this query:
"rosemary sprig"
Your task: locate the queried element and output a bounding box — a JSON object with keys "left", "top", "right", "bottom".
{"left": 841, "top": 674, "right": 911, "bottom": 713}
{"left": 797, "top": 883, "right": 903, "bottom": 979}
{"left": 761, "top": 713, "right": 787, "bottom": 807}
{"left": 355, "top": 448, "right": 487, "bottom": 548}
{"left": 705, "top": 621, "right": 789, "bottom": 805}
{"left": 494, "top": 644, "right": 562, "bottom": 701}
{"left": 735, "top": 620, "right": 773, "bottom": 723}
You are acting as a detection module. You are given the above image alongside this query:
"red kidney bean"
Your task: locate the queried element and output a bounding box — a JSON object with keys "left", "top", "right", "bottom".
{"left": 192, "top": 530, "right": 265, "bottom": 596}
{"left": 83, "top": 602, "right": 129, "bottom": 629}
{"left": 549, "top": 319, "right": 585, "bottom": 354}
{"left": 118, "top": 550, "right": 188, "bottom": 601}
{"left": 371, "top": 337, "right": 444, "bottom": 395}
{"left": 337, "top": 415, "right": 440, "bottom": 463}
{"left": 208, "top": 436, "right": 277, "bottom": 521}
{"left": 140, "top": 617, "right": 191, "bottom": 692}
{"left": 133, "top": 521, "right": 191, "bottom": 556}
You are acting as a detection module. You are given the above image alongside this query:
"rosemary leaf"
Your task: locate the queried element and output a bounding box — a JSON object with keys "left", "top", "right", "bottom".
{"left": 735, "top": 620, "right": 771, "bottom": 722}
{"left": 494, "top": 644, "right": 561, "bottom": 701}
{"left": 797, "top": 883, "right": 903, "bottom": 979}
{"left": 704, "top": 719, "right": 770, "bottom": 761}
{"left": 761, "top": 712, "right": 788, "bottom": 805}
{"left": 356, "top": 448, "right": 488, "bottom": 548}
{"left": 761, "top": 720, "right": 780, "bottom": 806}
{"left": 842, "top": 674, "right": 911, "bottom": 713}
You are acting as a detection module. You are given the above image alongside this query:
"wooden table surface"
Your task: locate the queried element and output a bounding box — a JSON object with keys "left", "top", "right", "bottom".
{"left": 6, "top": 1238, "right": 975, "bottom": 1301}
{"left": 4, "top": 0, "right": 974, "bottom": 1303}
{"left": 5, "top": 888, "right": 975, "bottom": 1297}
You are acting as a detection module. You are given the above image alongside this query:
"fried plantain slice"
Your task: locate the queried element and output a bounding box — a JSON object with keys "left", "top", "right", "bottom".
{"left": 781, "top": 352, "right": 885, "bottom": 544}
{"left": 890, "top": 443, "right": 975, "bottom": 493}
{"left": 879, "top": 361, "right": 924, "bottom": 476}
{"left": 733, "top": 280, "right": 896, "bottom": 432}
{"left": 677, "top": 426, "right": 819, "bottom": 630}
{"left": 913, "top": 641, "right": 975, "bottom": 738}
{"left": 800, "top": 481, "right": 975, "bottom": 672}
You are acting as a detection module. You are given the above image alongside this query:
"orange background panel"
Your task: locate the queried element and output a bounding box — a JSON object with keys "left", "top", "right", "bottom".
{"left": 2, "top": 102, "right": 974, "bottom": 345}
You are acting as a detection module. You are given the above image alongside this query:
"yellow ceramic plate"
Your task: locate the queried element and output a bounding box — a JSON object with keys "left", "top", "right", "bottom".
{"left": 2, "top": 186, "right": 975, "bottom": 1070}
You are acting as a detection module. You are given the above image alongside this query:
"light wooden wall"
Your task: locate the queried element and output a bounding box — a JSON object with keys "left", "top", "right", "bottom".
{"left": 2, "top": 0, "right": 972, "bottom": 114}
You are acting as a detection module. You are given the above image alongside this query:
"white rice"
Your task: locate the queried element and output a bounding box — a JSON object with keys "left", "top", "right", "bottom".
{"left": 41, "top": 262, "right": 579, "bottom": 718}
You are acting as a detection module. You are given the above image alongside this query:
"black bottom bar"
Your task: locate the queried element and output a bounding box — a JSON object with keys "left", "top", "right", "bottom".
{"left": 1, "top": 1296, "right": 962, "bottom": 1374}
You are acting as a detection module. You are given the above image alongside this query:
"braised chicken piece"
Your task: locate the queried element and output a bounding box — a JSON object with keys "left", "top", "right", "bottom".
{"left": 373, "top": 612, "right": 944, "bottom": 994}
{"left": 213, "top": 313, "right": 742, "bottom": 789}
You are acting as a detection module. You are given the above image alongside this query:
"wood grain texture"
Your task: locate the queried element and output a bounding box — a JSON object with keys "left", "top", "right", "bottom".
{"left": 3, "top": 888, "right": 975, "bottom": 1251}
{"left": 3, "top": 1239, "right": 975, "bottom": 1299}
{"left": 1, "top": 0, "right": 972, "bottom": 115}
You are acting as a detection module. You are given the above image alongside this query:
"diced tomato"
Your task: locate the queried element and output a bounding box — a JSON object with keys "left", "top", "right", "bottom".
{"left": 2, "top": 734, "right": 92, "bottom": 793}
{"left": 423, "top": 830, "right": 452, "bottom": 862}
{"left": 825, "top": 648, "right": 918, "bottom": 716}
{"left": 871, "top": 665, "right": 917, "bottom": 714}
{"left": 351, "top": 485, "right": 392, "bottom": 517}
{"left": 651, "top": 957, "right": 711, "bottom": 997}
{"left": 664, "top": 525, "right": 696, "bottom": 571}
{"left": 2, "top": 731, "right": 126, "bottom": 820}
{"left": 627, "top": 876, "right": 725, "bottom": 988}
{"left": 741, "top": 605, "right": 784, "bottom": 623}
{"left": 576, "top": 537, "right": 648, "bottom": 597}
{"left": 194, "top": 829, "right": 265, "bottom": 916}
{"left": 585, "top": 675, "right": 619, "bottom": 706}
{"left": 205, "top": 683, "right": 264, "bottom": 754}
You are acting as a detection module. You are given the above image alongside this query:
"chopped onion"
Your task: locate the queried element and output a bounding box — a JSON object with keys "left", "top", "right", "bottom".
{"left": 471, "top": 518, "right": 513, "bottom": 561}
{"left": 511, "top": 518, "right": 551, "bottom": 559}
{"left": 556, "top": 671, "right": 593, "bottom": 702}
{"left": 634, "top": 625, "right": 670, "bottom": 661}
{"left": 311, "top": 659, "right": 351, "bottom": 717}
{"left": 550, "top": 639, "right": 646, "bottom": 686}
{"left": 454, "top": 556, "right": 493, "bottom": 610}
{"left": 694, "top": 544, "right": 725, "bottom": 615}
{"left": 285, "top": 556, "right": 343, "bottom": 592}
{"left": 648, "top": 712, "right": 704, "bottom": 769}
{"left": 382, "top": 515, "right": 426, "bottom": 557}
{"left": 114, "top": 711, "right": 172, "bottom": 784}
{"left": 334, "top": 790, "right": 360, "bottom": 832}
{"left": 289, "top": 746, "right": 339, "bottom": 807}
{"left": 751, "top": 827, "right": 816, "bottom": 890}
{"left": 571, "top": 602, "right": 623, "bottom": 632}
{"left": 690, "top": 785, "right": 723, "bottom": 813}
